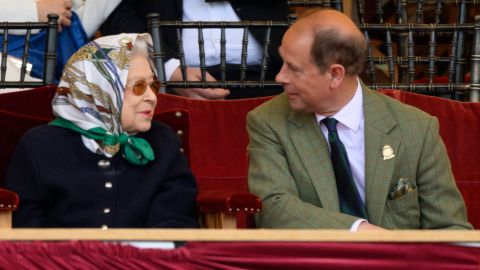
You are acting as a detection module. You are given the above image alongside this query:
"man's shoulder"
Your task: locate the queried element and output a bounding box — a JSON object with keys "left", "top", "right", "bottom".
{"left": 249, "top": 93, "right": 291, "bottom": 119}
{"left": 370, "top": 90, "right": 436, "bottom": 124}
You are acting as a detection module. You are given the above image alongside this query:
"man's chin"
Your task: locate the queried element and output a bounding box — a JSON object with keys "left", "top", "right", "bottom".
{"left": 287, "top": 100, "right": 306, "bottom": 112}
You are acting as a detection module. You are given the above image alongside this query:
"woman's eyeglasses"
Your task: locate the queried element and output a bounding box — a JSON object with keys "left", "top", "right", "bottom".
{"left": 126, "top": 79, "right": 161, "bottom": 95}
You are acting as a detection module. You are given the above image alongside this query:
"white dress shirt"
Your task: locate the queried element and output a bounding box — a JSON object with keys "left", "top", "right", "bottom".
{"left": 164, "top": 0, "right": 263, "bottom": 80}
{"left": 72, "top": 0, "right": 121, "bottom": 38}
{"left": 0, "top": 0, "right": 38, "bottom": 22}
{"left": 316, "top": 80, "right": 367, "bottom": 231}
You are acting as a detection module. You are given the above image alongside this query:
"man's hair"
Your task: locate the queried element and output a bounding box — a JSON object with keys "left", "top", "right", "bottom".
{"left": 310, "top": 25, "right": 367, "bottom": 76}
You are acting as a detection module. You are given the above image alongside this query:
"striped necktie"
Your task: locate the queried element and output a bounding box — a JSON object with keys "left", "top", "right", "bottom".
{"left": 322, "top": 117, "right": 367, "bottom": 219}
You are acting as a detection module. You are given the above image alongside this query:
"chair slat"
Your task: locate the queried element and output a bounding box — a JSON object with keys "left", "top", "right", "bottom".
{"left": 1, "top": 23, "right": 8, "bottom": 87}
{"left": 469, "top": 14, "right": 480, "bottom": 101}
{"left": 356, "top": 0, "right": 366, "bottom": 24}
{"left": 147, "top": 13, "right": 167, "bottom": 93}
{"left": 197, "top": 25, "right": 207, "bottom": 84}
{"left": 220, "top": 24, "right": 226, "bottom": 84}
{"left": 363, "top": 26, "right": 377, "bottom": 85}
{"left": 19, "top": 26, "right": 32, "bottom": 86}
{"left": 376, "top": 0, "right": 384, "bottom": 23}
{"left": 434, "top": 0, "right": 443, "bottom": 24}
{"left": 395, "top": 0, "right": 408, "bottom": 24}
{"left": 260, "top": 26, "right": 272, "bottom": 82}
{"left": 385, "top": 25, "right": 395, "bottom": 83}
{"left": 42, "top": 14, "right": 58, "bottom": 86}
{"left": 407, "top": 25, "right": 416, "bottom": 83}
{"left": 428, "top": 25, "right": 437, "bottom": 83}
{"left": 176, "top": 26, "right": 188, "bottom": 81}
{"left": 240, "top": 24, "right": 249, "bottom": 84}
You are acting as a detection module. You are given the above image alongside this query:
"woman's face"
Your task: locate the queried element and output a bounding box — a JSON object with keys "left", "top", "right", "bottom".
{"left": 121, "top": 54, "right": 158, "bottom": 133}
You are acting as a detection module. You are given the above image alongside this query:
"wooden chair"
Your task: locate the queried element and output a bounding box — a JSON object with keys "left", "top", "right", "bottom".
{"left": 355, "top": 0, "right": 480, "bottom": 24}
{"left": 360, "top": 22, "right": 472, "bottom": 89}
{"left": 0, "top": 86, "right": 268, "bottom": 228}
{"left": 154, "top": 93, "right": 272, "bottom": 228}
{"left": 0, "top": 14, "right": 58, "bottom": 89}
{"left": 288, "top": 0, "right": 480, "bottom": 24}
{"left": 286, "top": 1, "right": 480, "bottom": 101}
{"left": 353, "top": 1, "right": 480, "bottom": 101}
{"left": 0, "top": 86, "right": 56, "bottom": 228}
{"left": 0, "top": 189, "right": 18, "bottom": 228}
{"left": 147, "top": 13, "right": 288, "bottom": 98}
{"left": 153, "top": 108, "right": 263, "bottom": 229}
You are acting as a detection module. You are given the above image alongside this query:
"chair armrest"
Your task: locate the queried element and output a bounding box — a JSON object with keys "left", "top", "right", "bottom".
{"left": 0, "top": 188, "right": 19, "bottom": 228}
{"left": 197, "top": 191, "right": 262, "bottom": 229}
{"left": 197, "top": 191, "right": 262, "bottom": 214}
{"left": 0, "top": 188, "right": 19, "bottom": 211}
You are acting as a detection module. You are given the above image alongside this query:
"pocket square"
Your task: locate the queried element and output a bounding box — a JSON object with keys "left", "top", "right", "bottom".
{"left": 389, "top": 177, "right": 416, "bottom": 200}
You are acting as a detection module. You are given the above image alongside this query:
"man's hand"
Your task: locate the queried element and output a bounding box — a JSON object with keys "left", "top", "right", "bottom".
{"left": 171, "top": 67, "right": 230, "bottom": 100}
{"left": 357, "top": 222, "right": 385, "bottom": 231}
{"left": 36, "top": 0, "right": 72, "bottom": 31}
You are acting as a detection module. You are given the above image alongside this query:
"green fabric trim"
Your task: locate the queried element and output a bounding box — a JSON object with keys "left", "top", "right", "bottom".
{"left": 49, "top": 118, "right": 154, "bottom": 166}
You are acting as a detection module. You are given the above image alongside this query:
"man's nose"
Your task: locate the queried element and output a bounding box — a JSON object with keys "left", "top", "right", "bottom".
{"left": 275, "top": 64, "right": 288, "bottom": 84}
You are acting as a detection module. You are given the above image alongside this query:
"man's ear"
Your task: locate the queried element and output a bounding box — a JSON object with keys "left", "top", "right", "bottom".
{"left": 329, "top": 64, "right": 345, "bottom": 88}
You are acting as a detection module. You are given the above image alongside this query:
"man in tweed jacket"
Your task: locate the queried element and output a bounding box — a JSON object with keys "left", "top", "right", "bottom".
{"left": 247, "top": 9, "right": 472, "bottom": 230}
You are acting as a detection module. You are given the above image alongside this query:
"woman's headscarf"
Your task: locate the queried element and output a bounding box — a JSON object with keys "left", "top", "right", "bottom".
{"left": 50, "top": 33, "right": 156, "bottom": 165}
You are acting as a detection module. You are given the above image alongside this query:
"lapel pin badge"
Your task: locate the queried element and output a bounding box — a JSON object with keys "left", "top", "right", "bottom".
{"left": 382, "top": 145, "right": 395, "bottom": 160}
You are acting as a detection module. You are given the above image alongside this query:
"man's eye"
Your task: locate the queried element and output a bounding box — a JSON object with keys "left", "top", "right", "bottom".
{"left": 289, "top": 65, "right": 299, "bottom": 72}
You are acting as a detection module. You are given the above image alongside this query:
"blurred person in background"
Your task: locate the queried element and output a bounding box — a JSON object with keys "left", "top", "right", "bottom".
{"left": 101, "top": 0, "right": 290, "bottom": 99}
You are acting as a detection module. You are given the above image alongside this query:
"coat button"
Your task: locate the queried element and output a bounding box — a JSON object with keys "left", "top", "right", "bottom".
{"left": 103, "top": 208, "right": 111, "bottom": 214}
{"left": 98, "top": 160, "right": 111, "bottom": 169}
{"left": 105, "top": 182, "right": 113, "bottom": 189}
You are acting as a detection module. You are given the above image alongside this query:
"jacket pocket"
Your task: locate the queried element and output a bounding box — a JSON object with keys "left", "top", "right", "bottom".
{"left": 384, "top": 190, "right": 420, "bottom": 229}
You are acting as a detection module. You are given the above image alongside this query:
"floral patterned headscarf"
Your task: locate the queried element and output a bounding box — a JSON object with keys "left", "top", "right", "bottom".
{"left": 50, "top": 33, "right": 156, "bottom": 165}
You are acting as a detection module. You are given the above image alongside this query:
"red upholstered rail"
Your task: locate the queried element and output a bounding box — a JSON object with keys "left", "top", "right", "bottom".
{"left": 0, "top": 241, "right": 479, "bottom": 269}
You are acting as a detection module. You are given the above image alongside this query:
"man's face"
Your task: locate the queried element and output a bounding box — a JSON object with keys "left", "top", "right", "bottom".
{"left": 276, "top": 28, "right": 333, "bottom": 114}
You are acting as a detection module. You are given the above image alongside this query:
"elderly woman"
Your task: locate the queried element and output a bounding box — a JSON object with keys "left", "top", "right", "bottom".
{"left": 5, "top": 33, "right": 198, "bottom": 228}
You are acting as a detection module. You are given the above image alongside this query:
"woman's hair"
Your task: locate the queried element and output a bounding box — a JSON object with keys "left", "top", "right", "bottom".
{"left": 130, "top": 34, "right": 157, "bottom": 77}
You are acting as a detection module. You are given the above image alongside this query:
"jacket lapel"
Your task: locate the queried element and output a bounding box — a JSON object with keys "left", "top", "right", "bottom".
{"left": 288, "top": 110, "right": 340, "bottom": 212}
{"left": 362, "top": 87, "right": 400, "bottom": 225}
{"left": 286, "top": 86, "right": 400, "bottom": 220}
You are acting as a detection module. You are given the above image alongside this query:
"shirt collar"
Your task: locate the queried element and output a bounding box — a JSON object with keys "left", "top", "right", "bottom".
{"left": 315, "top": 78, "right": 363, "bottom": 132}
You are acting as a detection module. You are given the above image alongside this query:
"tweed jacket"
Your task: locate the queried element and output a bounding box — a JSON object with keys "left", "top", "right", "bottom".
{"left": 5, "top": 121, "right": 198, "bottom": 228}
{"left": 247, "top": 86, "right": 472, "bottom": 229}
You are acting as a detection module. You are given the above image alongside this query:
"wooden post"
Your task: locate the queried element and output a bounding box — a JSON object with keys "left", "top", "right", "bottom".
{"left": 0, "top": 212, "right": 12, "bottom": 228}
